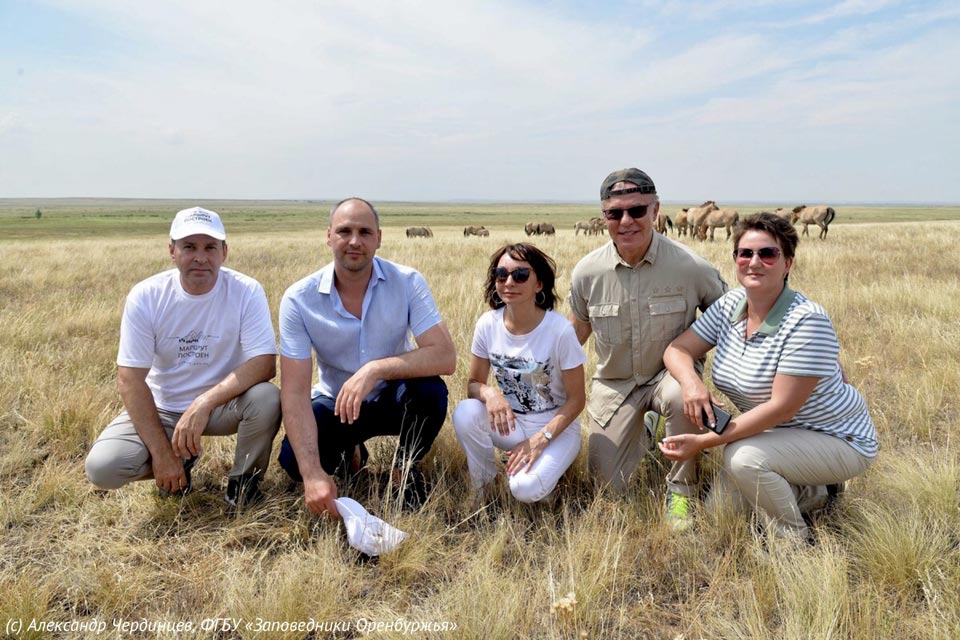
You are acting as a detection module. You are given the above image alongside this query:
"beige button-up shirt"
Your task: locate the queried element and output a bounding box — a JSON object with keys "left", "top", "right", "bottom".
{"left": 568, "top": 233, "right": 727, "bottom": 427}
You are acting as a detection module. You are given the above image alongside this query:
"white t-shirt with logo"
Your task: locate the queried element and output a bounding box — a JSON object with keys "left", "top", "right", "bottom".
{"left": 471, "top": 309, "right": 587, "bottom": 415}
{"left": 117, "top": 267, "right": 278, "bottom": 412}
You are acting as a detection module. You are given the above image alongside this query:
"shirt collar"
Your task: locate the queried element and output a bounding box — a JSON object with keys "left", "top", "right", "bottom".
{"left": 730, "top": 285, "right": 797, "bottom": 335}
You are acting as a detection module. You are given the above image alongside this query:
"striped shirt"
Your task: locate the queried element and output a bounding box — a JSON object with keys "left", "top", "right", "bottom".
{"left": 691, "top": 286, "right": 878, "bottom": 457}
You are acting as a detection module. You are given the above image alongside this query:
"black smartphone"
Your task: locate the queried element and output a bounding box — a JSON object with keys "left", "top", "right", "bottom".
{"left": 701, "top": 404, "right": 732, "bottom": 434}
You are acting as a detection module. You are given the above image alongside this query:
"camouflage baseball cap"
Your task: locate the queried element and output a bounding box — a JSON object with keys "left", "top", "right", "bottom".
{"left": 600, "top": 168, "right": 657, "bottom": 200}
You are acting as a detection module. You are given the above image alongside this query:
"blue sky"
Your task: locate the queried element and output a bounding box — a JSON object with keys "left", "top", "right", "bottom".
{"left": 1, "top": 0, "right": 958, "bottom": 203}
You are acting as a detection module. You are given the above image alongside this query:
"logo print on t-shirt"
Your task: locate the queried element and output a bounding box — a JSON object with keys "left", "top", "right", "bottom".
{"left": 489, "top": 353, "right": 555, "bottom": 413}
{"left": 171, "top": 329, "right": 220, "bottom": 363}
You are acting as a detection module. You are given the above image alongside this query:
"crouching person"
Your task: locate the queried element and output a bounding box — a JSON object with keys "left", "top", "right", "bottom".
{"left": 85, "top": 207, "right": 281, "bottom": 507}
{"left": 453, "top": 243, "right": 586, "bottom": 505}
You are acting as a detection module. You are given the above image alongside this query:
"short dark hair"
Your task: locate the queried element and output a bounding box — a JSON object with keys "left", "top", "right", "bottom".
{"left": 733, "top": 212, "right": 799, "bottom": 261}
{"left": 330, "top": 197, "right": 380, "bottom": 228}
{"left": 483, "top": 243, "right": 558, "bottom": 311}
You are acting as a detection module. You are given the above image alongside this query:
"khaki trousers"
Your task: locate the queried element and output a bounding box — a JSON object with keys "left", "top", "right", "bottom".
{"left": 710, "top": 427, "right": 874, "bottom": 540}
{"left": 85, "top": 382, "right": 281, "bottom": 489}
{"left": 588, "top": 372, "right": 701, "bottom": 496}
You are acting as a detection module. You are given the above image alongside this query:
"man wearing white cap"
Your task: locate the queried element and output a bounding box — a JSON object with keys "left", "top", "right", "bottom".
{"left": 85, "top": 207, "right": 281, "bottom": 508}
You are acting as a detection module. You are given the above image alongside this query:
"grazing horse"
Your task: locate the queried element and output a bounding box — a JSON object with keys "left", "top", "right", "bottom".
{"left": 589, "top": 217, "right": 605, "bottom": 235}
{"left": 574, "top": 220, "right": 593, "bottom": 236}
{"left": 792, "top": 205, "right": 836, "bottom": 240}
{"left": 675, "top": 208, "right": 690, "bottom": 236}
{"left": 464, "top": 225, "right": 487, "bottom": 237}
{"left": 771, "top": 208, "right": 794, "bottom": 223}
{"left": 698, "top": 208, "right": 739, "bottom": 241}
{"left": 525, "top": 221, "right": 556, "bottom": 236}
{"left": 405, "top": 226, "right": 433, "bottom": 238}
{"left": 687, "top": 201, "right": 720, "bottom": 240}
{"left": 655, "top": 213, "right": 673, "bottom": 235}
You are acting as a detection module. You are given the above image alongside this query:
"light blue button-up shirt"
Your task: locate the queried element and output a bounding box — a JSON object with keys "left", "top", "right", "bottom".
{"left": 279, "top": 256, "right": 443, "bottom": 400}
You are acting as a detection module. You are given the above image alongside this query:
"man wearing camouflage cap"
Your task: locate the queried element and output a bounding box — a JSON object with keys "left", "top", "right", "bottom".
{"left": 568, "top": 169, "right": 727, "bottom": 527}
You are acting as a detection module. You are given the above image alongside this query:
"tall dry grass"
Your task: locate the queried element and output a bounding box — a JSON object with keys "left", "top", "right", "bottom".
{"left": 1, "top": 222, "right": 958, "bottom": 638}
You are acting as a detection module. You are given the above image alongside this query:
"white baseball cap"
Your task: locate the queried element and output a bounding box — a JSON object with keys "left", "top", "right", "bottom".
{"left": 334, "top": 497, "right": 408, "bottom": 556}
{"left": 170, "top": 206, "right": 226, "bottom": 241}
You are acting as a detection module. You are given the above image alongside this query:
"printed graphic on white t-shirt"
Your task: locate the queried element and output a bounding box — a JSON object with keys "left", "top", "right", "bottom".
{"left": 168, "top": 329, "right": 222, "bottom": 364}
{"left": 489, "top": 354, "right": 555, "bottom": 413}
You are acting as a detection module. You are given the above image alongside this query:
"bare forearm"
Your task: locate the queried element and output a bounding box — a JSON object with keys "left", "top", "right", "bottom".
{"left": 663, "top": 344, "right": 703, "bottom": 389}
{"left": 542, "top": 397, "right": 584, "bottom": 439}
{"left": 279, "top": 392, "right": 327, "bottom": 481}
{"left": 543, "top": 368, "right": 585, "bottom": 438}
{"left": 365, "top": 343, "right": 455, "bottom": 381}
{"left": 699, "top": 400, "right": 801, "bottom": 450}
{"left": 467, "top": 379, "right": 501, "bottom": 403}
{"left": 193, "top": 354, "right": 276, "bottom": 412}
{"left": 118, "top": 376, "right": 174, "bottom": 460}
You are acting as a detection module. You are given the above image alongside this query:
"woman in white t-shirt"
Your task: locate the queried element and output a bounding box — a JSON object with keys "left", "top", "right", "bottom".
{"left": 453, "top": 243, "right": 587, "bottom": 504}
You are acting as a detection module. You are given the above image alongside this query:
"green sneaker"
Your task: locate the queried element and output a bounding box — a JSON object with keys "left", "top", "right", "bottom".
{"left": 665, "top": 492, "right": 692, "bottom": 531}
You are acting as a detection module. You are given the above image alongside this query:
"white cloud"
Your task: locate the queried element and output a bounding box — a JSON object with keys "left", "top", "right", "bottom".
{"left": 1, "top": 0, "right": 957, "bottom": 201}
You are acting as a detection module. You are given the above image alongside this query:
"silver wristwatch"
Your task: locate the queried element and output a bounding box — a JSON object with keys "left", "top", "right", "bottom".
{"left": 540, "top": 428, "right": 553, "bottom": 442}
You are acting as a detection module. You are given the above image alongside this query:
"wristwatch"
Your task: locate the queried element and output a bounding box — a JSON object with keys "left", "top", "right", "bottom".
{"left": 540, "top": 428, "right": 553, "bottom": 442}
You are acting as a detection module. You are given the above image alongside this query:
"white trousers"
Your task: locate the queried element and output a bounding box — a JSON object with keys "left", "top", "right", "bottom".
{"left": 452, "top": 399, "right": 581, "bottom": 503}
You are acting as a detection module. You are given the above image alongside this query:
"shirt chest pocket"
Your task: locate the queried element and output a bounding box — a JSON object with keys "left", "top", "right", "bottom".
{"left": 588, "top": 303, "right": 623, "bottom": 344}
{"left": 648, "top": 296, "right": 688, "bottom": 342}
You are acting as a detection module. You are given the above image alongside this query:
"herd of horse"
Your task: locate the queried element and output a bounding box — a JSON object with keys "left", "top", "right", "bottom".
{"left": 672, "top": 202, "right": 836, "bottom": 241}
{"left": 405, "top": 204, "right": 837, "bottom": 241}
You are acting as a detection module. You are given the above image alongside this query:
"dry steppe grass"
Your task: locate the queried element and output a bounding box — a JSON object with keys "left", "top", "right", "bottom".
{"left": 1, "top": 221, "right": 958, "bottom": 639}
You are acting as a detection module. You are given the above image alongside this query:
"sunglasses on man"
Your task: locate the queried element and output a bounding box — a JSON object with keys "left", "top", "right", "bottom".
{"left": 601, "top": 204, "right": 653, "bottom": 221}
{"left": 733, "top": 246, "right": 782, "bottom": 265}
{"left": 494, "top": 267, "right": 531, "bottom": 283}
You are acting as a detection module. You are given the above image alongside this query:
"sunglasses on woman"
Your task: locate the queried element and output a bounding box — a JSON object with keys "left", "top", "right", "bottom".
{"left": 494, "top": 267, "right": 531, "bottom": 283}
{"left": 733, "top": 246, "right": 782, "bottom": 265}
{"left": 601, "top": 204, "right": 652, "bottom": 221}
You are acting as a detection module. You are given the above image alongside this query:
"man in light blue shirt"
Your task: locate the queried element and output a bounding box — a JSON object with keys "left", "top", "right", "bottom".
{"left": 278, "top": 197, "right": 456, "bottom": 516}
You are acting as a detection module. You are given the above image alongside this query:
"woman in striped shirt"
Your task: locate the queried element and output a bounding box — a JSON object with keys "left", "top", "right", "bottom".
{"left": 659, "top": 213, "right": 877, "bottom": 543}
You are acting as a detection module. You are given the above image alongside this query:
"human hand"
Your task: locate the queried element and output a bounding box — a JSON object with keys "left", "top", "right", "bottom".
{"left": 335, "top": 365, "right": 378, "bottom": 424}
{"left": 304, "top": 474, "right": 340, "bottom": 517}
{"left": 681, "top": 381, "right": 721, "bottom": 430}
{"left": 171, "top": 399, "right": 210, "bottom": 458}
{"left": 658, "top": 434, "right": 704, "bottom": 462}
{"left": 484, "top": 391, "right": 517, "bottom": 435}
{"left": 152, "top": 449, "right": 188, "bottom": 494}
{"left": 505, "top": 435, "right": 547, "bottom": 476}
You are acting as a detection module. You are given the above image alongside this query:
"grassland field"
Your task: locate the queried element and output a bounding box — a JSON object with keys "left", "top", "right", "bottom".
{"left": 0, "top": 198, "right": 956, "bottom": 240}
{"left": 1, "top": 200, "right": 958, "bottom": 639}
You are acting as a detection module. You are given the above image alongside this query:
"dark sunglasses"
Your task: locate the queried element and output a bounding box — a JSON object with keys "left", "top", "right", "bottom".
{"left": 602, "top": 204, "right": 652, "bottom": 221}
{"left": 494, "top": 267, "right": 531, "bottom": 283}
{"left": 734, "top": 246, "right": 782, "bottom": 265}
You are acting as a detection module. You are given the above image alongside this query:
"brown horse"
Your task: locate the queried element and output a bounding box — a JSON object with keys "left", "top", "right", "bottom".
{"left": 464, "top": 225, "right": 487, "bottom": 237}
{"left": 655, "top": 213, "right": 673, "bottom": 235}
{"left": 792, "top": 205, "right": 836, "bottom": 240}
{"left": 771, "top": 208, "right": 794, "bottom": 223}
{"left": 697, "top": 208, "right": 739, "bottom": 241}
{"left": 405, "top": 226, "right": 433, "bottom": 238}
{"left": 675, "top": 208, "right": 690, "bottom": 236}
{"left": 686, "top": 201, "right": 719, "bottom": 240}
{"left": 574, "top": 220, "right": 594, "bottom": 235}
